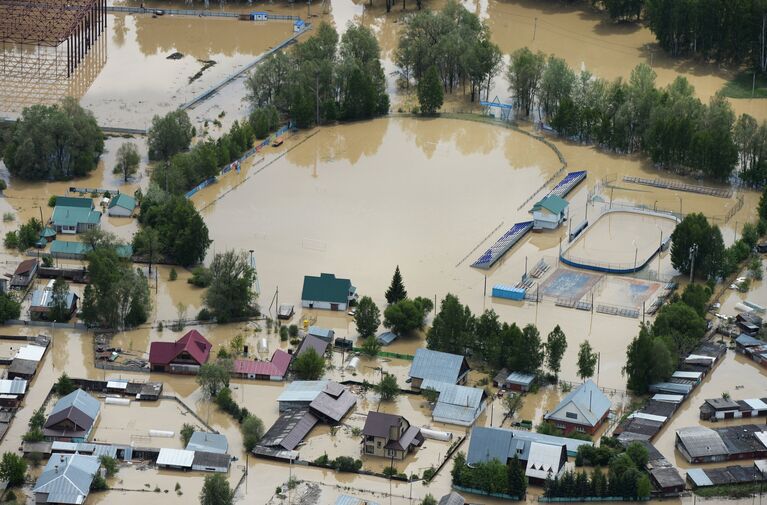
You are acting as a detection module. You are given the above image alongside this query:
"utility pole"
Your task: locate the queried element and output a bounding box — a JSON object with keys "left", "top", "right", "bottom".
{"left": 689, "top": 243, "right": 699, "bottom": 283}
{"left": 533, "top": 17, "right": 537, "bottom": 41}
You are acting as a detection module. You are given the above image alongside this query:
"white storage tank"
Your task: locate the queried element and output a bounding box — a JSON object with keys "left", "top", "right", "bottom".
{"left": 148, "top": 430, "right": 175, "bottom": 438}
{"left": 420, "top": 427, "right": 453, "bottom": 441}
{"left": 105, "top": 397, "right": 130, "bottom": 406}
{"left": 345, "top": 356, "right": 359, "bottom": 371}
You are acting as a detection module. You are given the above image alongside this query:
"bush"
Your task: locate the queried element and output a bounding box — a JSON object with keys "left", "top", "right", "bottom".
{"left": 169, "top": 268, "right": 178, "bottom": 281}
{"left": 41, "top": 254, "right": 53, "bottom": 267}
{"left": 422, "top": 467, "right": 437, "bottom": 481}
{"left": 288, "top": 325, "right": 299, "bottom": 338}
{"left": 48, "top": 195, "right": 57, "bottom": 207}
{"left": 313, "top": 454, "right": 331, "bottom": 467}
{"left": 197, "top": 308, "right": 212, "bottom": 321}
{"left": 280, "top": 326, "right": 289, "bottom": 341}
{"left": 383, "top": 467, "right": 397, "bottom": 477}
{"left": 2, "top": 212, "right": 14, "bottom": 222}
{"left": 188, "top": 266, "right": 213, "bottom": 287}
{"left": 99, "top": 456, "right": 119, "bottom": 477}
{"left": 333, "top": 456, "right": 362, "bottom": 472}
{"left": 0, "top": 180, "right": 6, "bottom": 191}
{"left": 53, "top": 373, "right": 77, "bottom": 396}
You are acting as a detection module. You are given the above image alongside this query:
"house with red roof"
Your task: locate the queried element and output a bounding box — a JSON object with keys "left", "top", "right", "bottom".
{"left": 234, "top": 349, "right": 292, "bottom": 381}
{"left": 149, "top": 330, "right": 212, "bottom": 373}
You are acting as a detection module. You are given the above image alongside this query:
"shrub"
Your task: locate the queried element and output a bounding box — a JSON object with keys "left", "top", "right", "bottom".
{"left": 169, "top": 268, "right": 178, "bottom": 281}
{"left": 288, "top": 325, "right": 299, "bottom": 338}
{"left": 2, "top": 212, "right": 14, "bottom": 222}
{"left": 48, "top": 196, "right": 57, "bottom": 207}
{"left": 313, "top": 454, "right": 331, "bottom": 466}
{"left": 383, "top": 467, "right": 397, "bottom": 477}
{"left": 333, "top": 456, "right": 362, "bottom": 472}
{"left": 197, "top": 308, "right": 212, "bottom": 321}
{"left": 90, "top": 475, "right": 108, "bottom": 491}
{"left": 188, "top": 266, "right": 213, "bottom": 287}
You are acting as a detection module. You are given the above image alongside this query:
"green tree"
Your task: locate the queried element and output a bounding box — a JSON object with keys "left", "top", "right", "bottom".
{"left": 427, "top": 294, "right": 474, "bottom": 354}
{"left": 360, "top": 336, "right": 382, "bottom": 357}
{"left": 355, "top": 296, "right": 381, "bottom": 339}
{"left": 545, "top": 325, "right": 568, "bottom": 376}
{"left": 507, "top": 455, "right": 527, "bottom": 497}
{"left": 624, "top": 323, "right": 674, "bottom": 394}
{"left": 132, "top": 227, "right": 161, "bottom": 274}
{"left": 384, "top": 297, "right": 433, "bottom": 336}
{"left": 180, "top": 423, "right": 195, "bottom": 446}
{"left": 203, "top": 250, "right": 257, "bottom": 323}
{"left": 680, "top": 283, "right": 712, "bottom": 317}
{"left": 200, "top": 474, "right": 233, "bottom": 505}
{"left": 507, "top": 47, "right": 545, "bottom": 117}
{"left": 652, "top": 301, "right": 706, "bottom": 355}
{"left": 385, "top": 266, "right": 407, "bottom": 304}
{"left": 197, "top": 362, "right": 231, "bottom": 399}
{"left": 147, "top": 110, "right": 193, "bottom": 161}
{"left": 99, "top": 455, "right": 119, "bottom": 477}
{"left": 577, "top": 340, "right": 597, "bottom": 380}
{"left": 0, "top": 452, "right": 27, "bottom": 487}
{"left": 420, "top": 494, "right": 437, "bottom": 505}
{"left": 54, "top": 373, "right": 77, "bottom": 396}
{"left": 625, "top": 442, "right": 649, "bottom": 468}
{"left": 508, "top": 324, "right": 544, "bottom": 374}
{"left": 292, "top": 348, "right": 325, "bottom": 380}
{"left": 418, "top": 66, "right": 444, "bottom": 115}
{"left": 670, "top": 213, "right": 725, "bottom": 279}
{"left": 48, "top": 277, "right": 71, "bottom": 322}
{"left": 601, "top": 0, "right": 643, "bottom": 21}
{"left": 2, "top": 98, "right": 104, "bottom": 180}
{"left": 0, "top": 292, "right": 21, "bottom": 322}
{"left": 241, "top": 414, "right": 265, "bottom": 452}
{"left": 28, "top": 407, "right": 45, "bottom": 430}
{"left": 113, "top": 142, "right": 140, "bottom": 182}
{"left": 503, "top": 393, "right": 524, "bottom": 418}
{"left": 377, "top": 373, "right": 400, "bottom": 401}
{"left": 188, "top": 266, "right": 213, "bottom": 287}
{"left": 539, "top": 56, "right": 576, "bottom": 119}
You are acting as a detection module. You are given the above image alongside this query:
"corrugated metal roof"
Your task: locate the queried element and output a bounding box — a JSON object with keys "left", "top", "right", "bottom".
{"left": 525, "top": 442, "right": 565, "bottom": 480}
{"left": 676, "top": 427, "right": 729, "bottom": 458}
{"left": 628, "top": 412, "right": 667, "bottom": 423}
{"left": 335, "top": 495, "right": 381, "bottom": 505}
{"left": 33, "top": 453, "right": 99, "bottom": 504}
{"left": 51, "top": 389, "right": 100, "bottom": 421}
{"left": 744, "top": 398, "right": 767, "bottom": 410}
{"left": 0, "top": 379, "right": 26, "bottom": 395}
{"left": 672, "top": 371, "right": 702, "bottom": 380}
{"left": 307, "top": 326, "right": 334, "bottom": 340}
{"left": 409, "top": 349, "right": 467, "bottom": 384}
{"left": 652, "top": 394, "right": 684, "bottom": 403}
{"left": 309, "top": 387, "right": 356, "bottom": 423}
{"left": 106, "top": 380, "right": 128, "bottom": 389}
{"left": 302, "top": 273, "right": 352, "bottom": 304}
{"left": 736, "top": 334, "right": 765, "bottom": 347}
{"left": 278, "top": 380, "right": 330, "bottom": 403}
{"left": 156, "top": 448, "right": 194, "bottom": 467}
{"left": 422, "top": 379, "right": 484, "bottom": 426}
{"left": 16, "top": 344, "right": 45, "bottom": 362}
{"left": 544, "top": 379, "right": 611, "bottom": 427}
{"left": 187, "top": 432, "right": 228, "bottom": 454}
{"left": 376, "top": 332, "right": 398, "bottom": 345}
{"left": 437, "top": 492, "right": 465, "bottom": 505}
{"left": 686, "top": 468, "right": 713, "bottom": 487}
{"left": 467, "top": 426, "right": 514, "bottom": 466}
{"left": 649, "top": 382, "right": 693, "bottom": 394}
{"left": 506, "top": 372, "right": 536, "bottom": 386}
{"left": 108, "top": 193, "right": 136, "bottom": 210}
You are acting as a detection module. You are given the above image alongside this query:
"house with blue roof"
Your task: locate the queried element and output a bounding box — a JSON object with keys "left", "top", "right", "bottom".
{"left": 51, "top": 197, "right": 101, "bottom": 234}
{"left": 34, "top": 453, "right": 100, "bottom": 505}
{"left": 301, "top": 273, "right": 356, "bottom": 311}
{"left": 408, "top": 348, "right": 469, "bottom": 390}
{"left": 43, "top": 389, "right": 101, "bottom": 442}
{"left": 421, "top": 379, "right": 486, "bottom": 426}
{"left": 544, "top": 379, "right": 611, "bottom": 435}
{"left": 30, "top": 286, "right": 79, "bottom": 321}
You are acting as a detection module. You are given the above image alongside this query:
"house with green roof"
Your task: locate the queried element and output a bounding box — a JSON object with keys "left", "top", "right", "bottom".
{"left": 301, "top": 273, "right": 357, "bottom": 311}
{"left": 107, "top": 193, "right": 137, "bottom": 217}
{"left": 50, "top": 240, "right": 133, "bottom": 260}
{"left": 51, "top": 197, "right": 101, "bottom": 234}
{"left": 530, "top": 195, "right": 568, "bottom": 230}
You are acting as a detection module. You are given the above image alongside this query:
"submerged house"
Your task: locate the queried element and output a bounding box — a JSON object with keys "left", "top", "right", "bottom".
{"left": 362, "top": 411, "right": 423, "bottom": 460}
{"left": 43, "top": 389, "right": 100, "bottom": 442}
{"left": 408, "top": 348, "right": 469, "bottom": 390}
{"left": 33, "top": 453, "right": 100, "bottom": 505}
{"left": 675, "top": 425, "right": 767, "bottom": 464}
{"left": 50, "top": 197, "right": 101, "bottom": 234}
{"left": 530, "top": 195, "right": 568, "bottom": 230}
{"left": 700, "top": 397, "right": 767, "bottom": 421}
{"left": 149, "top": 329, "right": 212, "bottom": 373}
{"left": 107, "top": 193, "right": 137, "bottom": 217}
{"left": 421, "top": 379, "right": 486, "bottom": 426}
{"left": 301, "top": 273, "right": 357, "bottom": 311}
{"left": 234, "top": 349, "right": 292, "bottom": 381}
{"left": 544, "top": 380, "right": 611, "bottom": 435}
{"left": 493, "top": 369, "right": 536, "bottom": 392}
{"left": 10, "top": 258, "right": 38, "bottom": 289}
{"left": 29, "top": 286, "right": 79, "bottom": 321}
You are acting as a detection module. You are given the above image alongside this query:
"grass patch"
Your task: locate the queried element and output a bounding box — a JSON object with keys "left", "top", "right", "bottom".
{"left": 720, "top": 71, "right": 767, "bottom": 99}
{"left": 694, "top": 482, "right": 765, "bottom": 498}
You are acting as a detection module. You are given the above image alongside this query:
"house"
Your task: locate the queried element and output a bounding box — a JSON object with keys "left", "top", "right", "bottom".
{"left": 43, "top": 389, "right": 100, "bottom": 442}
{"left": 51, "top": 197, "right": 101, "bottom": 234}
{"left": 408, "top": 348, "right": 469, "bottom": 390}
{"left": 336, "top": 495, "right": 381, "bottom": 505}
{"left": 735, "top": 334, "right": 765, "bottom": 353}
{"left": 362, "top": 411, "right": 423, "bottom": 460}
{"left": 307, "top": 326, "right": 335, "bottom": 342}
{"left": 675, "top": 425, "right": 767, "bottom": 464}
{"left": 29, "top": 287, "right": 79, "bottom": 321}
{"left": 33, "top": 453, "right": 100, "bottom": 505}
{"left": 254, "top": 408, "right": 318, "bottom": 461}
{"left": 493, "top": 369, "right": 536, "bottom": 392}
{"left": 421, "top": 379, "right": 486, "bottom": 426}
{"left": 277, "top": 380, "right": 356, "bottom": 423}
{"left": 437, "top": 492, "right": 465, "bottom": 505}
{"left": 296, "top": 334, "right": 329, "bottom": 358}
{"left": 687, "top": 464, "right": 766, "bottom": 489}
{"left": 376, "top": 331, "right": 398, "bottom": 346}
{"left": 10, "top": 258, "right": 38, "bottom": 289}
{"left": 530, "top": 195, "right": 568, "bottom": 230}
{"left": 544, "top": 380, "right": 611, "bottom": 434}
{"left": 191, "top": 450, "right": 231, "bottom": 473}
{"left": 107, "top": 193, "right": 137, "bottom": 217}
{"left": 49, "top": 240, "right": 133, "bottom": 260}
{"left": 149, "top": 329, "right": 212, "bottom": 373}
{"left": 467, "top": 426, "right": 571, "bottom": 483}
{"left": 156, "top": 448, "right": 195, "bottom": 470}
{"left": 700, "top": 397, "right": 767, "bottom": 421}
{"left": 234, "top": 349, "right": 292, "bottom": 381}
{"left": 186, "top": 432, "right": 228, "bottom": 454}
{"left": 301, "top": 273, "right": 356, "bottom": 311}
{"left": 278, "top": 380, "right": 331, "bottom": 411}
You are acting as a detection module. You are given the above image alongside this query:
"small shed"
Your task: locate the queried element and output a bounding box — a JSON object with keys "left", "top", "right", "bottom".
{"left": 530, "top": 195, "right": 568, "bottom": 230}
{"left": 156, "top": 448, "right": 194, "bottom": 470}
{"left": 186, "top": 432, "right": 228, "bottom": 454}
{"left": 376, "top": 331, "right": 398, "bottom": 346}
{"left": 107, "top": 194, "right": 137, "bottom": 217}
{"left": 307, "top": 326, "right": 334, "bottom": 342}
{"left": 504, "top": 372, "right": 536, "bottom": 392}
{"left": 492, "top": 284, "right": 525, "bottom": 301}
{"left": 191, "top": 451, "right": 231, "bottom": 473}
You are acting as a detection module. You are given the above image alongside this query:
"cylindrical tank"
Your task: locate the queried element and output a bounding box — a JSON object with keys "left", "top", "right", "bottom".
{"left": 148, "top": 430, "right": 175, "bottom": 438}
{"left": 346, "top": 356, "right": 359, "bottom": 371}
{"left": 744, "top": 300, "right": 766, "bottom": 313}
{"left": 734, "top": 302, "right": 753, "bottom": 312}
{"left": 258, "top": 338, "right": 268, "bottom": 353}
{"left": 420, "top": 427, "right": 453, "bottom": 441}
{"left": 105, "top": 397, "right": 130, "bottom": 406}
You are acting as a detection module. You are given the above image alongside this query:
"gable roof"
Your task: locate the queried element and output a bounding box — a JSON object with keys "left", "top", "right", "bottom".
{"left": 301, "top": 273, "right": 351, "bottom": 304}
{"left": 736, "top": 334, "right": 765, "bottom": 347}
{"left": 525, "top": 442, "right": 566, "bottom": 480}
{"left": 45, "top": 389, "right": 100, "bottom": 431}
{"left": 52, "top": 204, "right": 101, "bottom": 227}
{"left": 422, "top": 380, "right": 485, "bottom": 425}
{"left": 531, "top": 195, "right": 568, "bottom": 215}
{"left": 234, "top": 349, "right": 292, "bottom": 378}
{"left": 31, "top": 289, "right": 78, "bottom": 312}
{"left": 278, "top": 380, "right": 329, "bottom": 403}
{"left": 544, "top": 379, "right": 610, "bottom": 427}
{"left": 186, "top": 432, "right": 228, "bottom": 454}
{"left": 33, "top": 453, "right": 100, "bottom": 505}
{"left": 363, "top": 411, "right": 404, "bottom": 438}
{"left": 467, "top": 426, "right": 592, "bottom": 465}
{"left": 108, "top": 193, "right": 136, "bottom": 210}
{"left": 149, "top": 329, "right": 211, "bottom": 366}
{"left": 14, "top": 258, "right": 38, "bottom": 275}
{"left": 409, "top": 348, "right": 468, "bottom": 383}
{"left": 438, "top": 492, "right": 465, "bottom": 505}
{"left": 309, "top": 383, "right": 356, "bottom": 423}
{"left": 297, "top": 334, "right": 329, "bottom": 357}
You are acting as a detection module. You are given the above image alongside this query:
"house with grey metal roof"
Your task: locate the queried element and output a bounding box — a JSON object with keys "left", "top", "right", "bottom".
{"left": 44, "top": 389, "right": 100, "bottom": 442}
{"left": 186, "top": 432, "right": 228, "bottom": 454}
{"left": 254, "top": 408, "right": 319, "bottom": 461}
{"left": 409, "top": 348, "right": 469, "bottom": 390}
{"left": 33, "top": 453, "right": 100, "bottom": 504}
{"left": 362, "top": 411, "right": 423, "bottom": 460}
{"left": 278, "top": 380, "right": 330, "bottom": 411}
{"left": 437, "top": 492, "right": 465, "bottom": 505}
{"left": 335, "top": 495, "right": 380, "bottom": 505}
{"left": 296, "top": 334, "right": 329, "bottom": 359}
{"left": 191, "top": 451, "right": 231, "bottom": 473}
{"left": 676, "top": 425, "right": 767, "bottom": 463}
{"left": 544, "top": 380, "right": 610, "bottom": 434}
{"left": 421, "top": 379, "right": 486, "bottom": 426}
{"left": 309, "top": 382, "right": 356, "bottom": 423}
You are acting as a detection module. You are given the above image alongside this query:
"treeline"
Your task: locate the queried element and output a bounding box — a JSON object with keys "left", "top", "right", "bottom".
{"left": 2, "top": 98, "right": 103, "bottom": 181}
{"left": 546, "top": 442, "right": 651, "bottom": 499}
{"left": 508, "top": 50, "right": 742, "bottom": 180}
{"left": 246, "top": 23, "right": 389, "bottom": 128}
{"left": 451, "top": 452, "right": 527, "bottom": 498}
{"left": 395, "top": 0, "right": 503, "bottom": 102}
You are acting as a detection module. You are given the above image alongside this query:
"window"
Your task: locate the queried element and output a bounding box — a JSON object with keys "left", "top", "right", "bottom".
{"left": 365, "top": 445, "right": 375, "bottom": 454}
{"left": 556, "top": 423, "right": 566, "bottom": 429}
{"left": 386, "top": 449, "right": 398, "bottom": 457}
{"left": 377, "top": 441, "right": 382, "bottom": 448}
{"left": 565, "top": 412, "right": 578, "bottom": 420}
{"left": 366, "top": 436, "right": 374, "bottom": 442}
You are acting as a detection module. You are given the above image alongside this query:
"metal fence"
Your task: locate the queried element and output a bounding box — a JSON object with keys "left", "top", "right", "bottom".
{"left": 539, "top": 497, "right": 650, "bottom": 502}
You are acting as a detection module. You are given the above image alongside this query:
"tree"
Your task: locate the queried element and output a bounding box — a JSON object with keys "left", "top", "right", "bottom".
{"left": 189, "top": 266, "right": 213, "bottom": 287}
{"left": 418, "top": 66, "right": 444, "bottom": 115}
{"left": 147, "top": 110, "right": 193, "bottom": 161}
{"left": 507, "top": 455, "right": 527, "bottom": 497}
{"left": 0, "top": 452, "right": 27, "bottom": 487}
{"left": 670, "top": 213, "right": 725, "bottom": 279}
{"left": 48, "top": 277, "right": 71, "bottom": 322}
{"left": 384, "top": 297, "right": 433, "bottom": 336}
{"left": 377, "top": 373, "right": 400, "bottom": 401}
{"left": 113, "top": 142, "right": 140, "bottom": 182}
{"left": 203, "top": 250, "right": 257, "bottom": 323}
{"left": 625, "top": 442, "right": 649, "bottom": 468}
{"left": 577, "top": 341, "right": 597, "bottom": 380}
{"left": 292, "top": 348, "right": 325, "bottom": 380}
{"left": 385, "top": 266, "right": 407, "bottom": 304}
{"left": 360, "top": 336, "right": 382, "bottom": 358}
{"left": 507, "top": 47, "right": 545, "bottom": 117}
{"left": 624, "top": 323, "right": 675, "bottom": 394}
{"left": 420, "top": 495, "right": 437, "bottom": 505}
{"left": 652, "top": 301, "right": 706, "bottom": 355}
{"left": 197, "top": 362, "right": 231, "bottom": 399}
{"left": 512, "top": 324, "right": 544, "bottom": 374}
{"left": 355, "top": 296, "right": 381, "bottom": 339}
{"left": 54, "top": 373, "right": 77, "bottom": 396}
{"left": 99, "top": 455, "right": 119, "bottom": 477}
{"left": 0, "top": 292, "right": 21, "bottom": 322}
{"left": 2, "top": 98, "right": 104, "bottom": 180}
{"left": 503, "top": 393, "right": 524, "bottom": 418}
{"left": 132, "top": 227, "right": 161, "bottom": 274}
{"left": 241, "top": 414, "right": 265, "bottom": 452}
{"left": 546, "top": 325, "right": 568, "bottom": 376}
{"left": 539, "top": 56, "right": 576, "bottom": 119}
{"left": 427, "top": 294, "right": 474, "bottom": 354}
{"left": 601, "top": 0, "right": 642, "bottom": 21}
{"left": 680, "top": 283, "right": 712, "bottom": 317}
{"left": 180, "top": 423, "right": 195, "bottom": 446}
{"left": 200, "top": 474, "right": 233, "bottom": 505}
